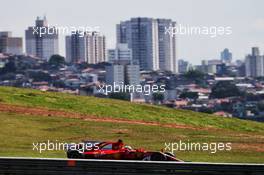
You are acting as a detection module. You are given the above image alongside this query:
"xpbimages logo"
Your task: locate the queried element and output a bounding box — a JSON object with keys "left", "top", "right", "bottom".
{"left": 32, "top": 140, "right": 100, "bottom": 153}
{"left": 32, "top": 24, "right": 100, "bottom": 37}
{"left": 98, "top": 82, "right": 165, "bottom": 95}
{"left": 164, "top": 141, "right": 232, "bottom": 154}
{"left": 165, "top": 24, "right": 232, "bottom": 38}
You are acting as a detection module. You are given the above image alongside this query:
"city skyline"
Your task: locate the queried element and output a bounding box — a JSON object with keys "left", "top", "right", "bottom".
{"left": 1, "top": 0, "right": 264, "bottom": 64}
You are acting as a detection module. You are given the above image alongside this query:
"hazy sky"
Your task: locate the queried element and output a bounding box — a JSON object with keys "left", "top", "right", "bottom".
{"left": 1, "top": 0, "right": 264, "bottom": 64}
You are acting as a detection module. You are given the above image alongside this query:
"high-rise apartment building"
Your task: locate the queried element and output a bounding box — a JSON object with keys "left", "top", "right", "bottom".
{"left": 108, "top": 43, "right": 132, "bottom": 63}
{"left": 125, "top": 64, "right": 140, "bottom": 86}
{"left": 221, "top": 48, "right": 232, "bottom": 64}
{"left": 107, "top": 43, "right": 139, "bottom": 86}
{"left": 105, "top": 64, "right": 125, "bottom": 86}
{"left": 0, "top": 32, "right": 23, "bottom": 55}
{"left": 25, "top": 16, "right": 59, "bottom": 60}
{"left": 157, "top": 19, "right": 177, "bottom": 72}
{"left": 66, "top": 32, "right": 106, "bottom": 64}
{"left": 245, "top": 47, "right": 264, "bottom": 77}
{"left": 116, "top": 17, "right": 177, "bottom": 73}
{"left": 105, "top": 63, "right": 140, "bottom": 86}
{"left": 178, "top": 59, "right": 189, "bottom": 73}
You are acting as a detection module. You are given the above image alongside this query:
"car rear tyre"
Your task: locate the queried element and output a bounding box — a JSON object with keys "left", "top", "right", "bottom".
{"left": 150, "top": 153, "right": 166, "bottom": 161}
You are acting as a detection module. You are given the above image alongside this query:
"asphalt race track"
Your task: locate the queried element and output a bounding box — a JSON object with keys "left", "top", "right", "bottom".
{"left": 0, "top": 157, "right": 264, "bottom": 175}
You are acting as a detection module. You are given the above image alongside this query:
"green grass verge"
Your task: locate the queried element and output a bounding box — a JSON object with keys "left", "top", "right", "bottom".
{"left": 0, "top": 112, "right": 264, "bottom": 163}
{"left": 0, "top": 86, "right": 263, "bottom": 133}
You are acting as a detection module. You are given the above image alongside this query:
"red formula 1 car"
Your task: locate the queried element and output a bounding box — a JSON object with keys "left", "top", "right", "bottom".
{"left": 66, "top": 140, "right": 182, "bottom": 161}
